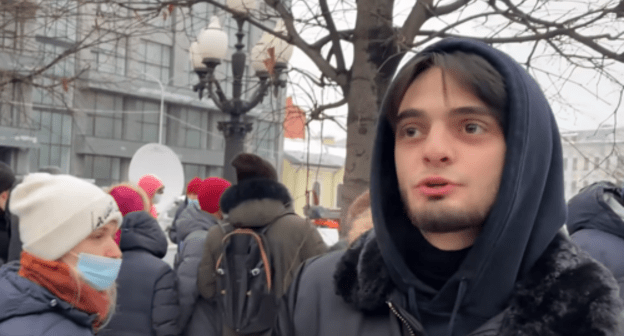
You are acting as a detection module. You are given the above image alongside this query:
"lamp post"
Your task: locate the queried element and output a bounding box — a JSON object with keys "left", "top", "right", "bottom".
{"left": 142, "top": 72, "right": 165, "bottom": 145}
{"left": 190, "top": 0, "right": 293, "bottom": 183}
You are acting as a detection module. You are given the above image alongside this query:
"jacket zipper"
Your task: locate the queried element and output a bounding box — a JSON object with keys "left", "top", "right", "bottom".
{"left": 387, "top": 301, "right": 416, "bottom": 336}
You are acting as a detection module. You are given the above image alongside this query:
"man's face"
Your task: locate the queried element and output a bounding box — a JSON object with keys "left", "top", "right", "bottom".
{"left": 394, "top": 67, "right": 506, "bottom": 237}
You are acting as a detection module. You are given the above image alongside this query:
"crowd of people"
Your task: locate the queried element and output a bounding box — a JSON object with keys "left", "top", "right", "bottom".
{"left": 0, "top": 38, "right": 624, "bottom": 336}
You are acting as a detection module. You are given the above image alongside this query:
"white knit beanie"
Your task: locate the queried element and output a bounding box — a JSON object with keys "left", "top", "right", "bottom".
{"left": 11, "top": 173, "right": 122, "bottom": 261}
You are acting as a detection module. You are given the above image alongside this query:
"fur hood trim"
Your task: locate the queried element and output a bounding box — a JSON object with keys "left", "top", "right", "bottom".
{"left": 334, "top": 231, "right": 624, "bottom": 333}
{"left": 220, "top": 179, "right": 294, "bottom": 227}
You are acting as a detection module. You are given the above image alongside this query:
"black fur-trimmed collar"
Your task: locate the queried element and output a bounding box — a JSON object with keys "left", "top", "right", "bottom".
{"left": 220, "top": 178, "right": 292, "bottom": 214}
{"left": 334, "top": 231, "right": 624, "bottom": 334}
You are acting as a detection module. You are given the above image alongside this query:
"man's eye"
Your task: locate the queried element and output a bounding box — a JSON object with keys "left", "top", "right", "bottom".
{"left": 464, "top": 123, "right": 484, "bottom": 134}
{"left": 400, "top": 126, "right": 421, "bottom": 138}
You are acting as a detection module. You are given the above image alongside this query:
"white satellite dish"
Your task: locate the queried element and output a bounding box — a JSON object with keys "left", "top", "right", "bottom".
{"left": 128, "top": 143, "right": 185, "bottom": 222}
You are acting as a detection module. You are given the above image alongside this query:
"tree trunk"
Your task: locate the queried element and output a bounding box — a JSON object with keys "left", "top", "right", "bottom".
{"left": 339, "top": 0, "right": 398, "bottom": 237}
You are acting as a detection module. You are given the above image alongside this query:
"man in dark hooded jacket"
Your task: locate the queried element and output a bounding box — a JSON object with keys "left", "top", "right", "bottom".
{"left": 274, "top": 38, "right": 624, "bottom": 336}
{"left": 567, "top": 181, "right": 624, "bottom": 301}
{"left": 0, "top": 162, "right": 17, "bottom": 266}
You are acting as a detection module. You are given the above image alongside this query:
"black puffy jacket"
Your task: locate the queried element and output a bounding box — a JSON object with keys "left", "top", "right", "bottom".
{"left": 568, "top": 181, "right": 624, "bottom": 300}
{"left": 98, "top": 211, "right": 179, "bottom": 336}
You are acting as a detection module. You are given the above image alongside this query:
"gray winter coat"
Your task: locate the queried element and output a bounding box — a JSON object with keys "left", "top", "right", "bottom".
{"left": 0, "top": 261, "right": 96, "bottom": 336}
{"left": 98, "top": 211, "right": 179, "bottom": 336}
{"left": 169, "top": 203, "right": 219, "bottom": 244}
{"left": 176, "top": 229, "right": 209, "bottom": 332}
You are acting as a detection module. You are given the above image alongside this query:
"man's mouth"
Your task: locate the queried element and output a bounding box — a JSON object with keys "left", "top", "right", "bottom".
{"left": 417, "top": 177, "right": 456, "bottom": 196}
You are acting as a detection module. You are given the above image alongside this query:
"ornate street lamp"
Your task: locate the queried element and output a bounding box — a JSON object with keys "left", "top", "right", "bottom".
{"left": 191, "top": 1, "right": 293, "bottom": 183}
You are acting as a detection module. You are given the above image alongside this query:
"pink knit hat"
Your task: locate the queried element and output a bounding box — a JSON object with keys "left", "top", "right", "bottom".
{"left": 186, "top": 177, "right": 202, "bottom": 195}
{"left": 109, "top": 184, "right": 148, "bottom": 217}
{"left": 198, "top": 177, "right": 231, "bottom": 214}
{"left": 137, "top": 174, "right": 163, "bottom": 200}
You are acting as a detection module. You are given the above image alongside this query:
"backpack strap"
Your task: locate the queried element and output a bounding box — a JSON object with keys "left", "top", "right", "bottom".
{"left": 216, "top": 228, "right": 273, "bottom": 291}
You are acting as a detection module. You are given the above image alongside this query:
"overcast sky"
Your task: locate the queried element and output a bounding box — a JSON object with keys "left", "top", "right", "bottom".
{"left": 286, "top": 0, "right": 624, "bottom": 140}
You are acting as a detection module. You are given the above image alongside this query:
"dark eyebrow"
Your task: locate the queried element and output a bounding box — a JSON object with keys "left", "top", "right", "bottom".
{"left": 449, "top": 106, "right": 497, "bottom": 118}
{"left": 396, "top": 109, "right": 426, "bottom": 124}
{"left": 396, "top": 106, "right": 496, "bottom": 124}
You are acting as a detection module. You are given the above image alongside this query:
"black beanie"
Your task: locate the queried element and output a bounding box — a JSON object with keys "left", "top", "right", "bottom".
{"left": 0, "top": 162, "right": 15, "bottom": 193}
{"left": 231, "top": 153, "right": 278, "bottom": 182}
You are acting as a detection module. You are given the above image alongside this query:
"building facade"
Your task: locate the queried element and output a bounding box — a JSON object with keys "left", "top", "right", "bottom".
{"left": 0, "top": 1, "right": 286, "bottom": 188}
{"left": 561, "top": 126, "right": 624, "bottom": 200}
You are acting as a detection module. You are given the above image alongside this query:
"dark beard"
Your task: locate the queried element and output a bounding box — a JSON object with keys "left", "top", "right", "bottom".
{"left": 402, "top": 195, "right": 487, "bottom": 234}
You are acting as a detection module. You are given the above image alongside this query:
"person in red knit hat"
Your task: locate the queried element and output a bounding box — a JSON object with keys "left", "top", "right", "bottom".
{"left": 137, "top": 174, "right": 164, "bottom": 219}
{"left": 107, "top": 184, "right": 150, "bottom": 245}
{"left": 173, "top": 177, "right": 231, "bottom": 332}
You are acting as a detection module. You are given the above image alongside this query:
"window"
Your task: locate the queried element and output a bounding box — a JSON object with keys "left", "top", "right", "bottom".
{"left": 166, "top": 105, "right": 211, "bottom": 149}
{"left": 336, "top": 184, "right": 344, "bottom": 208}
{"left": 37, "top": 1, "right": 77, "bottom": 42}
{"left": 563, "top": 158, "right": 568, "bottom": 171}
{"left": 183, "top": 163, "right": 221, "bottom": 182}
{"left": 594, "top": 157, "right": 600, "bottom": 169}
{"left": 92, "top": 34, "right": 127, "bottom": 76}
{"left": 252, "top": 120, "right": 279, "bottom": 158}
{"left": 123, "top": 98, "right": 164, "bottom": 143}
{"left": 0, "top": 6, "right": 28, "bottom": 51}
{"left": 572, "top": 158, "right": 578, "bottom": 171}
{"left": 571, "top": 180, "right": 577, "bottom": 192}
{"left": 29, "top": 110, "right": 72, "bottom": 173}
{"left": 32, "top": 38, "right": 76, "bottom": 107}
{"left": 84, "top": 92, "right": 123, "bottom": 139}
{"left": 137, "top": 40, "right": 171, "bottom": 84}
{"left": 584, "top": 157, "right": 589, "bottom": 170}
{"left": 82, "top": 154, "right": 127, "bottom": 187}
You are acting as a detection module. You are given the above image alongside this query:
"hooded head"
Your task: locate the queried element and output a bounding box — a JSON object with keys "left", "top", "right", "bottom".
{"left": 198, "top": 177, "right": 231, "bottom": 214}
{"left": 186, "top": 177, "right": 202, "bottom": 198}
{"left": 108, "top": 183, "right": 150, "bottom": 217}
{"left": 0, "top": 162, "right": 15, "bottom": 211}
{"left": 231, "top": 153, "right": 278, "bottom": 182}
{"left": 371, "top": 38, "right": 565, "bottom": 332}
{"left": 137, "top": 174, "right": 164, "bottom": 201}
{"left": 10, "top": 173, "right": 122, "bottom": 261}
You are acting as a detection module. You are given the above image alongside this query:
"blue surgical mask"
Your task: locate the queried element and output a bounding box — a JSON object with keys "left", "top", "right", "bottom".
{"left": 188, "top": 199, "right": 199, "bottom": 208}
{"left": 75, "top": 253, "right": 122, "bottom": 291}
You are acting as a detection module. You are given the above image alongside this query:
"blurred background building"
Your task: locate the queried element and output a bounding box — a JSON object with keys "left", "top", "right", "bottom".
{"left": 561, "top": 125, "right": 624, "bottom": 199}
{"left": 0, "top": 1, "right": 286, "bottom": 187}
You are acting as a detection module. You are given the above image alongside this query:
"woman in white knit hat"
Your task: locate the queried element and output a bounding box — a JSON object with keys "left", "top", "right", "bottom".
{"left": 0, "top": 173, "right": 123, "bottom": 336}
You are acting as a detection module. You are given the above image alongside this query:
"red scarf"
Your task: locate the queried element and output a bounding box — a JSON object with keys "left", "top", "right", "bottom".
{"left": 18, "top": 251, "right": 110, "bottom": 330}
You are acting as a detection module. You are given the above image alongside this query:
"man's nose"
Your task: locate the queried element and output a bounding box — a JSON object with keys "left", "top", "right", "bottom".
{"left": 422, "top": 124, "right": 453, "bottom": 166}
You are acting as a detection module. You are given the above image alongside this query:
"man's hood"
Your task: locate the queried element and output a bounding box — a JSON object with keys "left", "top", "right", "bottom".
{"left": 567, "top": 181, "right": 624, "bottom": 241}
{"left": 370, "top": 38, "right": 566, "bottom": 331}
{"left": 173, "top": 204, "right": 219, "bottom": 242}
{"left": 0, "top": 261, "right": 95, "bottom": 327}
{"left": 119, "top": 211, "right": 168, "bottom": 258}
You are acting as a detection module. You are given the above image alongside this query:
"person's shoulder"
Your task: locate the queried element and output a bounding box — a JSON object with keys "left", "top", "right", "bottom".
{"left": 0, "top": 310, "right": 93, "bottom": 336}
{"left": 505, "top": 233, "right": 624, "bottom": 334}
{"left": 297, "top": 250, "right": 344, "bottom": 286}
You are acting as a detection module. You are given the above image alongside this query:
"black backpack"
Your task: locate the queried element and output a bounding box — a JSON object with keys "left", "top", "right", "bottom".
{"left": 215, "top": 220, "right": 283, "bottom": 335}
